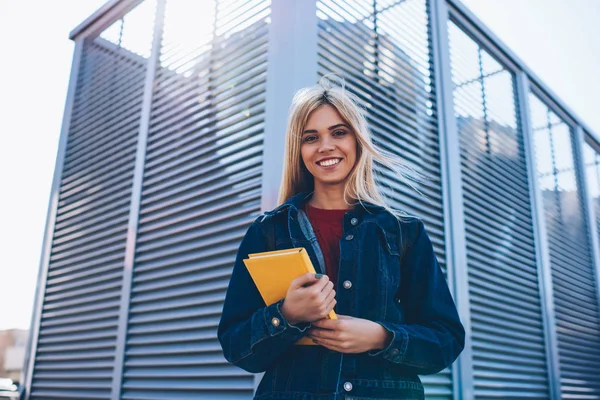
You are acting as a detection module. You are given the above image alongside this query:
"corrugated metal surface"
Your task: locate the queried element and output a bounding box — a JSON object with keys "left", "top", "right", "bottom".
{"left": 316, "top": 0, "right": 451, "bottom": 397}
{"left": 29, "top": 2, "right": 155, "bottom": 399}
{"left": 448, "top": 23, "right": 549, "bottom": 398}
{"left": 26, "top": 1, "right": 600, "bottom": 399}
{"left": 584, "top": 141, "right": 600, "bottom": 260}
{"left": 120, "top": 0, "right": 271, "bottom": 398}
{"left": 531, "top": 96, "right": 600, "bottom": 399}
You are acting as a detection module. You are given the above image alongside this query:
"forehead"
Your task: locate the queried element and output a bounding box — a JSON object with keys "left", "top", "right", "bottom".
{"left": 305, "top": 105, "right": 344, "bottom": 128}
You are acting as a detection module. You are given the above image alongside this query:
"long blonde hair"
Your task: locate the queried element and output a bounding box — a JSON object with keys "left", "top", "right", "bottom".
{"left": 277, "top": 74, "right": 422, "bottom": 217}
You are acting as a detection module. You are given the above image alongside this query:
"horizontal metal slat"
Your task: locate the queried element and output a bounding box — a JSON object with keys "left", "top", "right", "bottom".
{"left": 52, "top": 223, "right": 126, "bottom": 253}
{"left": 124, "top": 365, "right": 247, "bottom": 379}
{"left": 130, "top": 291, "right": 226, "bottom": 317}
{"left": 136, "top": 201, "right": 259, "bottom": 255}
{"left": 42, "top": 289, "right": 121, "bottom": 311}
{"left": 317, "top": 50, "right": 438, "bottom": 129}
{"left": 142, "top": 143, "right": 262, "bottom": 202}
{"left": 53, "top": 200, "right": 129, "bottom": 233}
{"left": 60, "top": 154, "right": 134, "bottom": 194}
{"left": 138, "top": 172, "right": 259, "bottom": 227}
{"left": 154, "top": 51, "right": 264, "bottom": 113}
{"left": 148, "top": 79, "right": 266, "bottom": 157}
{"left": 63, "top": 129, "right": 137, "bottom": 173}
{"left": 45, "top": 271, "right": 122, "bottom": 296}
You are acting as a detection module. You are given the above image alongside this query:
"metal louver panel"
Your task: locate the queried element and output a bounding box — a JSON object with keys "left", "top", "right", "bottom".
{"left": 121, "top": 0, "right": 270, "bottom": 398}
{"left": 530, "top": 95, "right": 600, "bottom": 399}
{"left": 583, "top": 141, "right": 600, "bottom": 266}
{"left": 29, "top": 2, "right": 156, "bottom": 399}
{"left": 317, "top": 0, "right": 450, "bottom": 397}
{"left": 448, "top": 22, "right": 549, "bottom": 398}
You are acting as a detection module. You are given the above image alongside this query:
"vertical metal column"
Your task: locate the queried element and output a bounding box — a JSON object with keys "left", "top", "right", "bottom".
{"left": 428, "top": 1, "right": 474, "bottom": 399}
{"left": 573, "top": 126, "right": 600, "bottom": 322}
{"left": 516, "top": 72, "right": 561, "bottom": 400}
{"left": 260, "top": 0, "right": 318, "bottom": 212}
{"left": 257, "top": 0, "right": 317, "bottom": 391}
{"left": 22, "top": 38, "right": 85, "bottom": 400}
{"left": 110, "top": 0, "right": 166, "bottom": 398}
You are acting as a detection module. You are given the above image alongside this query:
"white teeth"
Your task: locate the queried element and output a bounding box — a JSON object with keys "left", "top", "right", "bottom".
{"left": 318, "top": 159, "right": 340, "bottom": 167}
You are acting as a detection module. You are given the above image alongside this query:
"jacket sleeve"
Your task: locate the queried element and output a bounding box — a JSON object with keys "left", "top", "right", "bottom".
{"left": 217, "top": 218, "right": 311, "bottom": 373}
{"left": 368, "top": 219, "right": 465, "bottom": 375}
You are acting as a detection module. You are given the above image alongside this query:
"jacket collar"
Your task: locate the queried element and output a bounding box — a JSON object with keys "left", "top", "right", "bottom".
{"left": 266, "top": 191, "right": 385, "bottom": 216}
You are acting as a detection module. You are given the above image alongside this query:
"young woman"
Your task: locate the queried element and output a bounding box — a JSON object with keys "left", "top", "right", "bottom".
{"left": 218, "top": 76, "right": 465, "bottom": 400}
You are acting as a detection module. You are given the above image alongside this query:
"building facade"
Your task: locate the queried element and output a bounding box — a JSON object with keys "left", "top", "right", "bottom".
{"left": 0, "top": 329, "right": 27, "bottom": 384}
{"left": 22, "top": 0, "right": 600, "bottom": 399}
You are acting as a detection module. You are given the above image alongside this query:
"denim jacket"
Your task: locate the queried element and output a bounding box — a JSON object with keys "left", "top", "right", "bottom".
{"left": 218, "top": 192, "right": 465, "bottom": 399}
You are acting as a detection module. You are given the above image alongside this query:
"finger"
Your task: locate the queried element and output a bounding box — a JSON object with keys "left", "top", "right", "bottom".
{"left": 311, "top": 317, "right": 337, "bottom": 330}
{"left": 306, "top": 327, "right": 326, "bottom": 336}
{"left": 310, "top": 318, "right": 327, "bottom": 328}
{"left": 336, "top": 314, "right": 351, "bottom": 319}
{"left": 310, "top": 274, "right": 330, "bottom": 291}
{"left": 309, "top": 327, "right": 340, "bottom": 341}
{"left": 305, "top": 277, "right": 330, "bottom": 298}
{"left": 320, "top": 280, "right": 334, "bottom": 295}
{"left": 312, "top": 337, "right": 347, "bottom": 352}
{"left": 290, "top": 272, "right": 323, "bottom": 289}
{"left": 321, "top": 289, "right": 336, "bottom": 309}
{"left": 324, "top": 297, "right": 337, "bottom": 315}
{"left": 324, "top": 286, "right": 336, "bottom": 301}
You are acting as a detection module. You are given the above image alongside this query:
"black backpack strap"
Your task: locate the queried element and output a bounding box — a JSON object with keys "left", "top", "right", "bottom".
{"left": 264, "top": 218, "right": 276, "bottom": 251}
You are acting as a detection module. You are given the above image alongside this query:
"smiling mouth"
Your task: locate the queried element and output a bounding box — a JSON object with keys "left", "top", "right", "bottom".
{"left": 317, "top": 158, "right": 342, "bottom": 167}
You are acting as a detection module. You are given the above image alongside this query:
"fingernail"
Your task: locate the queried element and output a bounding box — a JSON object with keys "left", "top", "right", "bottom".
{"left": 315, "top": 273, "right": 323, "bottom": 279}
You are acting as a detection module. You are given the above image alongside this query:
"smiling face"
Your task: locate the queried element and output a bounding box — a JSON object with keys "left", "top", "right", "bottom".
{"left": 300, "top": 105, "right": 358, "bottom": 192}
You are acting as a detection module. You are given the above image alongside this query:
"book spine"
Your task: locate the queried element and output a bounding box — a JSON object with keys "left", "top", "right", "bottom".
{"left": 299, "top": 248, "right": 317, "bottom": 274}
{"left": 299, "top": 249, "right": 338, "bottom": 320}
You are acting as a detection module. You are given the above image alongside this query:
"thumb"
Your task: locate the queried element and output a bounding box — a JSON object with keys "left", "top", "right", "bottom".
{"left": 291, "top": 272, "right": 325, "bottom": 289}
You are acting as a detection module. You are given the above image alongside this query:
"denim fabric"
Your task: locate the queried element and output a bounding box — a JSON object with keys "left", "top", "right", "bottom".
{"left": 218, "top": 192, "right": 465, "bottom": 399}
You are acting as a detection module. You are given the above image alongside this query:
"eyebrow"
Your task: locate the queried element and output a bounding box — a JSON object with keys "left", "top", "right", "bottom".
{"left": 302, "top": 123, "right": 349, "bottom": 135}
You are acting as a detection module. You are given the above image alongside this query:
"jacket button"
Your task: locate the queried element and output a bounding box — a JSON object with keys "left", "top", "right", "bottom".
{"left": 345, "top": 234, "right": 354, "bottom": 241}
{"left": 271, "top": 317, "right": 280, "bottom": 327}
{"left": 350, "top": 217, "right": 359, "bottom": 225}
{"left": 343, "top": 382, "right": 353, "bottom": 391}
{"left": 343, "top": 280, "right": 352, "bottom": 289}
{"left": 390, "top": 348, "right": 399, "bottom": 356}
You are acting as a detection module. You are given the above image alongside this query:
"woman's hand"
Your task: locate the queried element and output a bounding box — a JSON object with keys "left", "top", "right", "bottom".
{"left": 306, "top": 315, "right": 393, "bottom": 353}
{"left": 280, "top": 273, "right": 336, "bottom": 325}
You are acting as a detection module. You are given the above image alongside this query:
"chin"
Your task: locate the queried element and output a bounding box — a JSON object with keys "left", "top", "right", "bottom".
{"left": 315, "top": 176, "right": 350, "bottom": 186}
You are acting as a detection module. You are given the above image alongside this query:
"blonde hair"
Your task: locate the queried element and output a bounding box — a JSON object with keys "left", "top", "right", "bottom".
{"left": 277, "top": 74, "right": 423, "bottom": 218}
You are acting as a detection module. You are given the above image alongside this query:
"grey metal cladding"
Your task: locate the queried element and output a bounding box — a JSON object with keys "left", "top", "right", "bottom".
{"left": 29, "top": 24, "right": 149, "bottom": 400}
{"left": 447, "top": 22, "right": 550, "bottom": 398}
{"left": 583, "top": 141, "right": 600, "bottom": 275}
{"left": 119, "top": 0, "right": 270, "bottom": 398}
{"left": 448, "top": 22, "right": 549, "bottom": 398}
{"left": 530, "top": 95, "right": 600, "bottom": 399}
{"left": 316, "top": 0, "right": 451, "bottom": 397}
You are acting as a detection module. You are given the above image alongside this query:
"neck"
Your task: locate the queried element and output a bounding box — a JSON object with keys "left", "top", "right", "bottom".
{"left": 308, "top": 185, "right": 353, "bottom": 210}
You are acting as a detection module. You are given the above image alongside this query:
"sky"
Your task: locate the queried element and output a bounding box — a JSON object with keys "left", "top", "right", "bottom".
{"left": 0, "top": 0, "right": 599, "bottom": 331}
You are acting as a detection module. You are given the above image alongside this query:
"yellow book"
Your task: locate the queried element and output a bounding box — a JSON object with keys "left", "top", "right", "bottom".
{"left": 243, "top": 247, "right": 337, "bottom": 345}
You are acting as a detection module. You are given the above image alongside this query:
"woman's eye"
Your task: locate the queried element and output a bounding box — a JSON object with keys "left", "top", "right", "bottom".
{"left": 333, "top": 130, "right": 347, "bottom": 136}
{"left": 303, "top": 136, "right": 317, "bottom": 143}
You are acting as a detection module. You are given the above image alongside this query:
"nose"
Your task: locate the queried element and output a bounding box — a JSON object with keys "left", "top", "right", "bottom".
{"left": 318, "top": 136, "right": 335, "bottom": 153}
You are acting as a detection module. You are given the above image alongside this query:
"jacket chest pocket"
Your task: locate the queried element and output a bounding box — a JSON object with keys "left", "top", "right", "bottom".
{"left": 376, "top": 224, "right": 401, "bottom": 288}
{"left": 357, "top": 224, "right": 402, "bottom": 321}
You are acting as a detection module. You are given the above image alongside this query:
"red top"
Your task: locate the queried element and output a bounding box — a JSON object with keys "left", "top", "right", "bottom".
{"left": 304, "top": 203, "right": 349, "bottom": 288}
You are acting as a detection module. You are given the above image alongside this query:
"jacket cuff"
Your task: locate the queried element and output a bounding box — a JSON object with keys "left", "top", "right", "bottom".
{"left": 367, "top": 322, "right": 409, "bottom": 363}
{"left": 263, "top": 300, "right": 311, "bottom": 338}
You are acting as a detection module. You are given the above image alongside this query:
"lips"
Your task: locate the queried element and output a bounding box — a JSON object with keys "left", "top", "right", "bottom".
{"left": 316, "top": 158, "right": 342, "bottom": 167}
